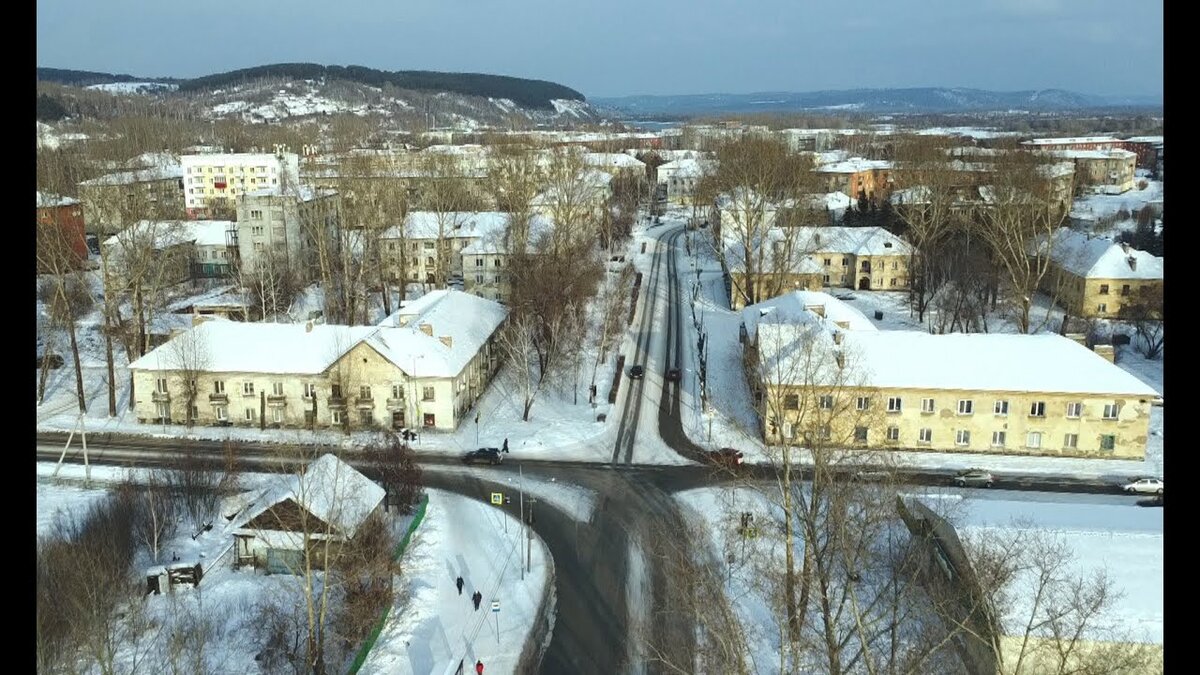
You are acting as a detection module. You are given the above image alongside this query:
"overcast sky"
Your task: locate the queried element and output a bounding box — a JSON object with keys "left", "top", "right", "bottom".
{"left": 36, "top": 0, "right": 1162, "bottom": 99}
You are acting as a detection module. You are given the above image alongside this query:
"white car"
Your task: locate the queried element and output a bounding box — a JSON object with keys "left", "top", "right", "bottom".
{"left": 1122, "top": 478, "right": 1164, "bottom": 495}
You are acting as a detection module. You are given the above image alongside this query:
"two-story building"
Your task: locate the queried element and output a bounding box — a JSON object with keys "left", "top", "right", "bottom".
{"left": 1039, "top": 229, "right": 1164, "bottom": 319}
{"left": 128, "top": 290, "right": 506, "bottom": 432}
{"left": 745, "top": 294, "right": 1160, "bottom": 459}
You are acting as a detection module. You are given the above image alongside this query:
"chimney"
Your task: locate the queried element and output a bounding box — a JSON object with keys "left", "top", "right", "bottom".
{"left": 305, "top": 320, "right": 314, "bottom": 333}
{"left": 1093, "top": 344, "right": 1116, "bottom": 363}
{"left": 439, "top": 335, "right": 453, "bottom": 348}
{"left": 419, "top": 323, "right": 433, "bottom": 336}
{"left": 1127, "top": 255, "right": 1137, "bottom": 271}
{"left": 833, "top": 331, "right": 843, "bottom": 345}
{"left": 1121, "top": 242, "right": 1130, "bottom": 254}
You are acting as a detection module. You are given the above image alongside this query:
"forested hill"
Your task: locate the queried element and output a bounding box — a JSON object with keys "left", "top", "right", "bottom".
{"left": 38, "top": 64, "right": 585, "bottom": 110}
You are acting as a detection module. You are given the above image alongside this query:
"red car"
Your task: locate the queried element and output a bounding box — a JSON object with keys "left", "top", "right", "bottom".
{"left": 706, "top": 448, "right": 744, "bottom": 468}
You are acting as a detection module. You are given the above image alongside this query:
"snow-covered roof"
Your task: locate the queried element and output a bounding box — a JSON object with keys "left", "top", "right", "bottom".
{"left": 762, "top": 329, "right": 1160, "bottom": 396}
{"left": 657, "top": 158, "right": 716, "bottom": 177}
{"left": 584, "top": 152, "right": 645, "bottom": 169}
{"left": 79, "top": 164, "right": 184, "bottom": 186}
{"left": 1123, "top": 136, "right": 1163, "bottom": 145}
{"left": 792, "top": 226, "right": 912, "bottom": 256}
{"left": 236, "top": 453, "right": 385, "bottom": 539}
{"left": 384, "top": 211, "right": 510, "bottom": 241}
{"left": 741, "top": 291, "right": 877, "bottom": 342}
{"left": 181, "top": 152, "right": 298, "bottom": 166}
{"left": 1049, "top": 149, "right": 1137, "bottom": 161}
{"left": 189, "top": 220, "right": 237, "bottom": 247}
{"left": 815, "top": 158, "right": 893, "bottom": 173}
{"left": 124, "top": 152, "right": 180, "bottom": 170}
{"left": 36, "top": 191, "right": 79, "bottom": 208}
{"left": 375, "top": 290, "right": 508, "bottom": 376}
{"left": 102, "top": 220, "right": 234, "bottom": 251}
{"left": 1046, "top": 229, "right": 1163, "bottom": 280}
{"left": 1022, "top": 136, "right": 1121, "bottom": 146}
{"left": 244, "top": 185, "right": 334, "bottom": 202}
{"left": 460, "top": 215, "right": 555, "bottom": 255}
{"left": 130, "top": 322, "right": 374, "bottom": 375}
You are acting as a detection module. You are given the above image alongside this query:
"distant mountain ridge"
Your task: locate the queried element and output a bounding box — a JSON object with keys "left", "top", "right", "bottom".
{"left": 38, "top": 63, "right": 585, "bottom": 110}
{"left": 592, "top": 87, "right": 1163, "bottom": 116}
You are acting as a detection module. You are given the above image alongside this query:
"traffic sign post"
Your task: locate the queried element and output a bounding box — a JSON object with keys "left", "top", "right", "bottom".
{"left": 490, "top": 492, "right": 503, "bottom": 505}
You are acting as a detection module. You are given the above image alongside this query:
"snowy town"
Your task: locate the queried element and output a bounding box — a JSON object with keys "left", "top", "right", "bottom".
{"left": 37, "top": 7, "right": 1163, "bottom": 674}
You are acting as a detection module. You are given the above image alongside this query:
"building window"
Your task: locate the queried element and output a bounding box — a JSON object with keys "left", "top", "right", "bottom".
{"left": 819, "top": 395, "right": 833, "bottom": 410}
{"left": 1029, "top": 401, "right": 1045, "bottom": 417}
{"left": 272, "top": 407, "right": 282, "bottom": 424}
{"left": 360, "top": 410, "right": 373, "bottom": 426}
{"left": 215, "top": 405, "right": 228, "bottom": 421}
{"left": 818, "top": 424, "right": 831, "bottom": 441}
{"left": 245, "top": 407, "right": 256, "bottom": 422}
{"left": 331, "top": 409, "right": 343, "bottom": 426}
{"left": 991, "top": 431, "right": 1006, "bottom": 447}
{"left": 475, "top": 274, "right": 483, "bottom": 284}
{"left": 1121, "top": 284, "right": 1131, "bottom": 296}
{"left": 918, "top": 428, "right": 932, "bottom": 444}
{"left": 155, "top": 402, "right": 170, "bottom": 421}
{"left": 475, "top": 258, "right": 484, "bottom": 267}
{"left": 1102, "top": 403, "right": 1119, "bottom": 420}
{"left": 392, "top": 384, "right": 404, "bottom": 399}
{"left": 887, "top": 397, "right": 902, "bottom": 412}
{"left": 957, "top": 399, "right": 973, "bottom": 415}
{"left": 1026, "top": 431, "right": 1042, "bottom": 449}
{"left": 273, "top": 382, "right": 284, "bottom": 396}
{"left": 921, "top": 398, "right": 935, "bottom": 414}
{"left": 856, "top": 396, "right": 870, "bottom": 411}
{"left": 1100, "top": 434, "right": 1116, "bottom": 451}
{"left": 214, "top": 380, "right": 225, "bottom": 394}
{"left": 1066, "top": 402, "right": 1082, "bottom": 418}
{"left": 886, "top": 426, "right": 899, "bottom": 442}
{"left": 854, "top": 426, "right": 868, "bottom": 443}
{"left": 331, "top": 383, "right": 342, "bottom": 399}
{"left": 252, "top": 226, "right": 264, "bottom": 236}
{"left": 253, "top": 242, "right": 264, "bottom": 252}
{"left": 1064, "top": 433, "right": 1078, "bottom": 449}
{"left": 994, "top": 400, "right": 1008, "bottom": 416}
{"left": 1099, "top": 284, "right": 1109, "bottom": 295}
{"left": 1097, "top": 303, "right": 1107, "bottom": 313}
{"left": 784, "top": 394, "right": 799, "bottom": 410}
{"left": 424, "top": 413, "right": 436, "bottom": 427}
{"left": 243, "top": 381, "right": 255, "bottom": 396}
{"left": 423, "top": 242, "right": 435, "bottom": 249}
{"left": 156, "top": 378, "right": 168, "bottom": 393}
{"left": 423, "top": 386, "right": 435, "bottom": 402}
{"left": 841, "top": 258, "right": 848, "bottom": 267}
{"left": 955, "top": 430, "right": 970, "bottom": 446}
{"left": 303, "top": 383, "right": 316, "bottom": 399}
{"left": 823, "top": 257, "right": 831, "bottom": 266}
{"left": 359, "top": 385, "right": 371, "bottom": 400}
{"left": 426, "top": 257, "right": 435, "bottom": 265}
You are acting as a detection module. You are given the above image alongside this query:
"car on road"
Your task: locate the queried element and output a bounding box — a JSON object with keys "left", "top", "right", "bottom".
{"left": 629, "top": 365, "right": 645, "bottom": 380}
{"left": 852, "top": 469, "right": 893, "bottom": 482}
{"left": 1122, "top": 478, "right": 1163, "bottom": 495}
{"left": 462, "top": 448, "right": 503, "bottom": 465}
{"left": 665, "top": 367, "right": 681, "bottom": 382}
{"left": 953, "top": 469, "right": 994, "bottom": 488}
{"left": 705, "top": 448, "right": 744, "bottom": 469}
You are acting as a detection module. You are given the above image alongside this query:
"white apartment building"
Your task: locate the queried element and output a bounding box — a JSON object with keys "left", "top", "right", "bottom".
{"left": 182, "top": 152, "right": 301, "bottom": 218}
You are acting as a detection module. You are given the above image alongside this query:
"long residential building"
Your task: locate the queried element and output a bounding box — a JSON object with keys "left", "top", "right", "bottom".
{"left": 744, "top": 292, "right": 1160, "bottom": 459}
{"left": 182, "top": 151, "right": 301, "bottom": 219}
{"left": 128, "top": 289, "right": 506, "bottom": 432}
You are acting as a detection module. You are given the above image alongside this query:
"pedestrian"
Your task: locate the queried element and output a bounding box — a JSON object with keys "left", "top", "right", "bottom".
{"left": 472, "top": 591, "right": 482, "bottom": 610}
{"left": 475, "top": 660, "right": 484, "bottom": 675}
{"left": 456, "top": 576, "right": 464, "bottom": 595}
{"left": 502, "top": 438, "right": 509, "bottom": 454}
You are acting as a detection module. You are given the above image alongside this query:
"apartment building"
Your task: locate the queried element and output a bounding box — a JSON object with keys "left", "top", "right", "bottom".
{"left": 461, "top": 215, "right": 554, "bottom": 302}
{"left": 36, "top": 192, "right": 88, "bottom": 270}
{"left": 380, "top": 211, "right": 510, "bottom": 286}
{"left": 234, "top": 187, "right": 341, "bottom": 278}
{"left": 815, "top": 158, "right": 894, "bottom": 204}
{"left": 744, "top": 294, "right": 1159, "bottom": 459}
{"left": 128, "top": 290, "right": 506, "bottom": 432}
{"left": 101, "top": 220, "right": 238, "bottom": 287}
{"left": 78, "top": 165, "right": 186, "bottom": 234}
{"left": 1040, "top": 229, "right": 1163, "bottom": 319}
{"left": 182, "top": 152, "right": 301, "bottom": 219}
{"left": 657, "top": 159, "right": 717, "bottom": 204}
{"left": 1048, "top": 149, "right": 1138, "bottom": 194}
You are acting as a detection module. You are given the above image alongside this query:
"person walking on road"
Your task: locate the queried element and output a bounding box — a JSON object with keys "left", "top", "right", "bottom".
{"left": 475, "top": 660, "right": 484, "bottom": 675}
{"left": 455, "top": 576, "right": 464, "bottom": 595}
{"left": 472, "top": 591, "right": 482, "bottom": 610}
{"left": 502, "top": 438, "right": 509, "bottom": 454}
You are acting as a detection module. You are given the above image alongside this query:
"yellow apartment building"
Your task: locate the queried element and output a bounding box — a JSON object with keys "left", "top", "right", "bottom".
{"left": 1041, "top": 229, "right": 1164, "bottom": 319}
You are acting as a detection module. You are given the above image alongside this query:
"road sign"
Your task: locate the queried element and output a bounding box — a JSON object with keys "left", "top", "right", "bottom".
{"left": 490, "top": 492, "right": 503, "bottom": 505}
{"left": 491, "top": 600, "right": 500, "bottom": 612}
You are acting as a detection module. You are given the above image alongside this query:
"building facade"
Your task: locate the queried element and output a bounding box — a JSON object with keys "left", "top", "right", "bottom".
{"left": 79, "top": 166, "right": 186, "bottom": 235}
{"left": 182, "top": 152, "right": 301, "bottom": 219}
{"left": 1040, "top": 230, "right": 1164, "bottom": 319}
{"left": 234, "top": 189, "right": 341, "bottom": 279}
{"left": 36, "top": 192, "right": 88, "bottom": 270}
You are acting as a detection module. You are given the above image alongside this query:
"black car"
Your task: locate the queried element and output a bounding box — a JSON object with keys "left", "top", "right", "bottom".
{"left": 665, "top": 367, "right": 681, "bottom": 382}
{"left": 629, "top": 365, "right": 645, "bottom": 380}
{"left": 462, "top": 448, "right": 503, "bottom": 465}
{"left": 1137, "top": 495, "right": 1164, "bottom": 507}
{"left": 705, "top": 448, "right": 744, "bottom": 469}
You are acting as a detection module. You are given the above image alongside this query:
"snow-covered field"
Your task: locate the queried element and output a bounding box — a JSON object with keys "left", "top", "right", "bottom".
{"left": 1071, "top": 179, "right": 1162, "bottom": 222}
{"left": 360, "top": 488, "right": 551, "bottom": 675}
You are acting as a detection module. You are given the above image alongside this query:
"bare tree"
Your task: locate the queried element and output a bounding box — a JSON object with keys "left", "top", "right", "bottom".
{"left": 362, "top": 430, "right": 424, "bottom": 514}
{"left": 1117, "top": 286, "right": 1164, "bottom": 359}
{"left": 168, "top": 323, "right": 210, "bottom": 428}
{"left": 130, "top": 470, "right": 178, "bottom": 564}
{"left": 36, "top": 274, "right": 93, "bottom": 412}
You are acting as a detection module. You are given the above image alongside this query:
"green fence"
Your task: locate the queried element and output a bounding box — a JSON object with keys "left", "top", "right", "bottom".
{"left": 347, "top": 493, "right": 430, "bottom": 675}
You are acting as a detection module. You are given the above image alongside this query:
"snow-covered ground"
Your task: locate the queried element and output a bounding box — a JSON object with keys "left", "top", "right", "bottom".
{"left": 360, "top": 489, "right": 551, "bottom": 675}
{"left": 947, "top": 492, "right": 1163, "bottom": 645}
{"left": 1071, "top": 180, "right": 1162, "bottom": 222}
{"left": 423, "top": 465, "right": 597, "bottom": 524}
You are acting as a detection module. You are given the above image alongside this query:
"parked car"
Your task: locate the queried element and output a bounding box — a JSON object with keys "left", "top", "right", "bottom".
{"left": 852, "top": 469, "right": 893, "bottom": 482}
{"left": 1137, "top": 495, "right": 1164, "bottom": 507}
{"left": 1122, "top": 478, "right": 1163, "bottom": 495}
{"left": 462, "top": 448, "right": 503, "bottom": 465}
{"left": 953, "top": 469, "right": 994, "bottom": 488}
{"left": 629, "top": 365, "right": 645, "bottom": 380}
{"left": 665, "top": 367, "right": 681, "bottom": 382}
{"left": 705, "top": 448, "right": 744, "bottom": 468}
{"left": 37, "top": 352, "right": 64, "bottom": 369}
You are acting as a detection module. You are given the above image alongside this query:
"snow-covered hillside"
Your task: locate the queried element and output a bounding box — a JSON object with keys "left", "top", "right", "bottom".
{"left": 85, "top": 81, "right": 178, "bottom": 95}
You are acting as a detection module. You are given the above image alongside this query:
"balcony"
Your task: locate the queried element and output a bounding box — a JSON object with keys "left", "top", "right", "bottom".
{"left": 354, "top": 396, "right": 374, "bottom": 408}
{"left": 267, "top": 393, "right": 287, "bottom": 405}
{"left": 327, "top": 396, "right": 346, "bottom": 408}
{"left": 151, "top": 391, "right": 171, "bottom": 403}
{"left": 209, "top": 392, "right": 228, "bottom": 403}
{"left": 386, "top": 397, "right": 406, "bottom": 410}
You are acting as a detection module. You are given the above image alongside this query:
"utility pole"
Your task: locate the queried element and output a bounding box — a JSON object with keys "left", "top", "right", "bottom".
{"left": 520, "top": 465, "right": 526, "bottom": 579}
